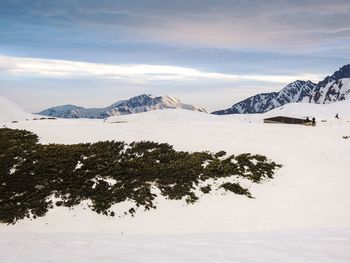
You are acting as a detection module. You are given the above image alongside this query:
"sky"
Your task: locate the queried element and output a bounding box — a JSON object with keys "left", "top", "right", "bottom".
{"left": 0, "top": 0, "right": 350, "bottom": 112}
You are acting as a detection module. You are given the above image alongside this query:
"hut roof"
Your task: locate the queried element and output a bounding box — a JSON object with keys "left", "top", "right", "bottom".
{"left": 263, "top": 116, "right": 308, "bottom": 124}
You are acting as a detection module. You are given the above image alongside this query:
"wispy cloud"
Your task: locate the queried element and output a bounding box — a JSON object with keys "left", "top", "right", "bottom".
{"left": 3, "top": 0, "right": 350, "bottom": 49}
{"left": 0, "top": 55, "right": 322, "bottom": 84}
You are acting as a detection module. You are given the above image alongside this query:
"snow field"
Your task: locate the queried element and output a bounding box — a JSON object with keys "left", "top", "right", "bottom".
{"left": 1, "top": 107, "right": 349, "bottom": 234}
{"left": 1, "top": 98, "right": 350, "bottom": 262}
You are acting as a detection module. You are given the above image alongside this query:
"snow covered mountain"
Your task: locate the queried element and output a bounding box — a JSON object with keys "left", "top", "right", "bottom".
{"left": 38, "top": 94, "right": 207, "bottom": 119}
{"left": 212, "top": 64, "right": 350, "bottom": 115}
{"left": 309, "top": 64, "right": 350, "bottom": 104}
{"left": 212, "top": 80, "right": 316, "bottom": 114}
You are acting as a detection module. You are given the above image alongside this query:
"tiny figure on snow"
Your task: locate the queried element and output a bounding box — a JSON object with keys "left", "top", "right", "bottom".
{"left": 312, "top": 117, "right": 316, "bottom": 126}
{"left": 305, "top": 117, "right": 310, "bottom": 123}
{"left": 335, "top": 113, "right": 339, "bottom": 119}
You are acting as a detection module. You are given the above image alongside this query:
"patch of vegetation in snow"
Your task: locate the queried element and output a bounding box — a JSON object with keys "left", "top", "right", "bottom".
{"left": 0, "top": 128, "right": 282, "bottom": 224}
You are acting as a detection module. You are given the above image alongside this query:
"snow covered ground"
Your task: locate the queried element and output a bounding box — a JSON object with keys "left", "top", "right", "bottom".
{"left": 1, "top": 229, "right": 350, "bottom": 263}
{"left": 265, "top": 99, "right": 350, "bottom": 120}
{"left": 1, "top": 105, "right": 350, "bottom": 233}
{"left": 1, "top": 98, "right": 350, "bottom": 262}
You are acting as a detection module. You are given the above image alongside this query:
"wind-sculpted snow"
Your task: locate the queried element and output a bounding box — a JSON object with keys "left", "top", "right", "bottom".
{"left": 0, "top": 128, "right": 281, "bottom": 224}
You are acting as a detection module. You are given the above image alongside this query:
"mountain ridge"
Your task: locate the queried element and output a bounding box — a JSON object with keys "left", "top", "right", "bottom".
{"left": 212, "top": 65, "right": 350, "bottom": 115}
{"left": 212, "top": 80, "right": 316, "bottom": 114}
{"left": 38, "top": 94, "right": 207, "bottom": 119}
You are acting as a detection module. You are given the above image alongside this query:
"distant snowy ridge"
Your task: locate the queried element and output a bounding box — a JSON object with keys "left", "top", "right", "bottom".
{"left": 0, "top": 96, "right": 33, "bottom": 123}
{"left": 38, "top": 94, "right": 207, "bottom": 119}
{"left": 213, "top": 64, "right": 350, "bottom": 114}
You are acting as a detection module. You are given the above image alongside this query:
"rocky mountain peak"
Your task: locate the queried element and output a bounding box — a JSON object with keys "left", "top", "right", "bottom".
{"left": 317, "top": 64, "right": 350, "bottom": 87}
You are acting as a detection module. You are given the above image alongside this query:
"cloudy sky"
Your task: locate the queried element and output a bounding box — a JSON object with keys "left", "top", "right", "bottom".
{"left": 1, "top": 0, "right": 349, "bottom": 112}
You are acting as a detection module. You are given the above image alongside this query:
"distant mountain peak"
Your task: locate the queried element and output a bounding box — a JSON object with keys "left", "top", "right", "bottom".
{"left": 333, "top": 64, "right": 350, "bottom": 78}
{"left": 317, "top": 64, "right": 350, "bottom": 87}
{"left": 310, "top": 65, "right": 350, "bottom": 104}
{"left": 38, "top": 94, "right": 207, "bottom": 119}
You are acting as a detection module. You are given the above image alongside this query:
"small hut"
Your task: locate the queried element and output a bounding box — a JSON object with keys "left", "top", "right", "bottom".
{"left": 263, "top": 116, "right": 308, "bottom": 125}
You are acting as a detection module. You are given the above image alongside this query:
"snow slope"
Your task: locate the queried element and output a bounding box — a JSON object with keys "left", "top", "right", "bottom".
{"left": 264, "top": 99, "right": 350, "bottom": 120}
{"left": 1, "top": 108, "right": 349, "bottom": 234}
{"left": 0, "top": 96, "right": 33, "bottom": 123}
